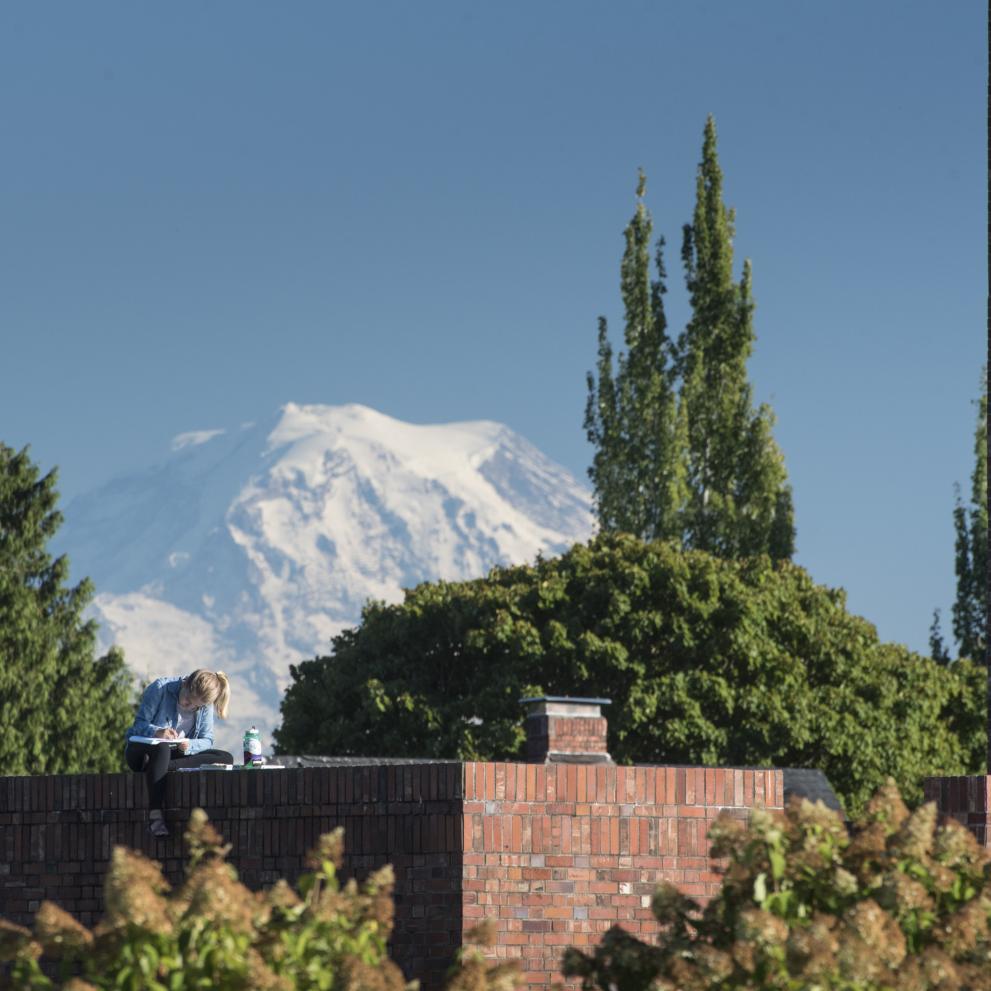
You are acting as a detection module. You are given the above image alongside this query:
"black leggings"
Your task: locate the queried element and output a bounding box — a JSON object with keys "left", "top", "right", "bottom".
{"left": 125, "top": 741, "right": 235, "bottom": 811}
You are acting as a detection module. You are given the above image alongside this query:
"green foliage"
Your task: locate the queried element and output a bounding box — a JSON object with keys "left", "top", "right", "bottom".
{"left": 563, "top": 780, "right": 991, "bottom": 990}
{"left": 276, "top": 533, "right": 983, "bottom": 817}
{"left": 678, "top": 116, "right": 794, "bottom": 561}
{"left": 0, "top": 444, "right": 132, "bottom": 774}
{"left": 585, "top": 171, "right": 686, "bottom": 542}
{"left": 586, "top": 117, "right": 794, "bottom": 559}
{"left": 0, "top": 812, "right": 521, "bottom": 991}
{"left": 951, "top": 366, "right": 988, "bottom": 664}
{"left": 928, "top": 608, "right": 951, "bottom": 668}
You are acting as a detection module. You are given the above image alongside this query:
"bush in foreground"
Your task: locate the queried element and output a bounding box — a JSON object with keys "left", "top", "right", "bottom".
{"left": 0, "top": 811, "right": 521, "bottom": 991}
{"left": 564, "top": 780, "right": 991, "bottom": 990}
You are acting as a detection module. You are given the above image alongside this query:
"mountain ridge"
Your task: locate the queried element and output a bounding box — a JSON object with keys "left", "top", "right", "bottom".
{"left": 57, "top": 403, "right": 595, "bottom": 754}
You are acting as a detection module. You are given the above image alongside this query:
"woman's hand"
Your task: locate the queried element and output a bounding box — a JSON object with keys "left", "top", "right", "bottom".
{"left": 176, "top": 739, "right": 190, "bottom": 753}
{"left": 154, "top": 728, "right": 178, "bottom": 740}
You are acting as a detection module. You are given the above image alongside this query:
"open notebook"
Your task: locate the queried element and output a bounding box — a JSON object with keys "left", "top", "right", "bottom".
{"left": 128, "top": 736, "right": 180, "bottom": 746}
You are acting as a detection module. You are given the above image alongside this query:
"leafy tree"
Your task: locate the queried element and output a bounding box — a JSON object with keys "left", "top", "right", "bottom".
{"left": 951, "top": 366, "right": 987, "bottom": 663}
{"left": 0, "top": 810, "right": 522, "bottom": 991}
{"left": 585, "top": 172, "right": 686, "bottom": 540}
{"left": 0, "top": 443, "right": 132, "bottom": 773}
{"left": 929, "top": 365, "right": 987, "bottom": 678}
{"left": 928, "top": 607, "right": 952, "bottom": 667}
{"left": 275, "top": 534, "right": 983, "bottom": 816}
{"left": 677, "top": 116, "right": 794, "bottom": 560}
{"left": 563, "top": 780, "right": 991, "bottom": 990}
{"left": 586, "top": 117, "right": 794, "bottom": 560}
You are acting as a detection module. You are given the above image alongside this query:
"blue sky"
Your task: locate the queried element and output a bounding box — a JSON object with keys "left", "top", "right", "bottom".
{"left": 1, "top": 1, "right": 985, "bottom": 656}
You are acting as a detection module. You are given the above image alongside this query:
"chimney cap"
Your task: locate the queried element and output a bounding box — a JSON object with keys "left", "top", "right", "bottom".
{"left": 520, "top": 696, "right": 612, "bottom": 718}
{"left": 519, "top": 695, "right": 612, "bottom": 706}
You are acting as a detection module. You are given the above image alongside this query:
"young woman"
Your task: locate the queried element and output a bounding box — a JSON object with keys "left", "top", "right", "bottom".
{"left": 124, "top": 669, "right": 234, "bottom": 837}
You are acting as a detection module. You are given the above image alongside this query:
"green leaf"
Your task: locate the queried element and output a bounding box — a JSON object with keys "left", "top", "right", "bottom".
{"left": 753, "top": 871, "right": 767, "bottom": 904}
{"left": 768, "top": 846, "right": 786, "bottom": 882}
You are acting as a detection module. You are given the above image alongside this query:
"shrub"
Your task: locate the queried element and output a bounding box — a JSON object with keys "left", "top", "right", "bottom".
{"left": 0, "top": 811, "right": 520, "bottom": 991}
{"left": 563, "top": 780, "right": 991, "bottom": 990}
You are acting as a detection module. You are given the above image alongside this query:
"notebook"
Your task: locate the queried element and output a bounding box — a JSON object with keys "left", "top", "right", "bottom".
{"left": 129, "top": 736, "right": 180, "bottom": 746}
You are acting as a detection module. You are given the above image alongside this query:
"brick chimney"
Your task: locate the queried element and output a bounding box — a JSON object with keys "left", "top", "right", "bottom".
{"left": 520, "top": 696, "right": 612, "bottom": 764}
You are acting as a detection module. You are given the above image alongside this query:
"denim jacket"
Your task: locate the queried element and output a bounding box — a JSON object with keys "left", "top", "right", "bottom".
{"left": 124, "top": 676, "right": 216, "bottom": 757}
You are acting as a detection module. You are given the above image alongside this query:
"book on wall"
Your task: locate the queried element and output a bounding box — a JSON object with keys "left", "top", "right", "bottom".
{"left": 128, "top": 736, "right": 180, "bottom": 746}
{"left": 174, "top": 764, "right": 286, "bottom": 771}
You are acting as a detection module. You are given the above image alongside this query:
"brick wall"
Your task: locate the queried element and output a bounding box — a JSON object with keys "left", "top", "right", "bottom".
{"left": 0, "top": 763, "right": 464, "bottom": 989}
{"left": 0, "top": 761, "right": 782, "bottom": 988}
{"left": 463, "top": 762, "right": 782, "bottom": 985}
{"left": 924, "top": 775, "right": 991, "bottom": 848}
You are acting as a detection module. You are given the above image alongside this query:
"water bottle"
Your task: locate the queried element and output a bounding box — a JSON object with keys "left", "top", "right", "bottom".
{"left": 243, "top": 725, "right": 262, "bottom": 766}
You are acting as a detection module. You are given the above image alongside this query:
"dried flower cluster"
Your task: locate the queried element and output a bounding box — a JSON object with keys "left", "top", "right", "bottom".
{"left": 564, "top": 779, "right": 991, "bottom": 990}
{"left": 446, "top": 922, "right": 522, "bottom": 991}
{"left": 0, "top": 813, "right": 522, "bottom": 991}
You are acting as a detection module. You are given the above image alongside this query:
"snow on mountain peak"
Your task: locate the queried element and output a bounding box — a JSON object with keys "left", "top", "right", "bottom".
{"left": 268, "top": 402, "right": 507, "bottom": 475}
{"left": 58, "top": 404, "right": 595, "bottom": 754}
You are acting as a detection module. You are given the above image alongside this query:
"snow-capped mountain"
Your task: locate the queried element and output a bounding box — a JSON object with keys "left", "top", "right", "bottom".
{"left": 57, "top": 404, "right": 595, "bottom": 755}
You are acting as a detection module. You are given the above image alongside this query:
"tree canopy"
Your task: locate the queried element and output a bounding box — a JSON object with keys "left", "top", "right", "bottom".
{"left": 0, "top": 443, "right": 132, "bottom": 773}
{"left": 275, "top": 533, "right": 982, "bottom": 816}
{"left": 930, "top": 366, "right": 987, "bottom": 672}
{"left": 952, "top": 365, "right": 988, "bottom": 663}
{"left": 584, "top": 171, "right": 686, "bottom": 541}
{"left": 586, "top": 117, "right": 794, "bottom": 558}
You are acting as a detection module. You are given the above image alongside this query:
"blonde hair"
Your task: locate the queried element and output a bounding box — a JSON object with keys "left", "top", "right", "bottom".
{"left": 185, "top": 669, "right": 231, "bottom": 720}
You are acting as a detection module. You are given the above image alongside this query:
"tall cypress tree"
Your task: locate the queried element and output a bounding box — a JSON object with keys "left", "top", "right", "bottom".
{"left": 585, "top": 171, "right": 686, "bottom": 541}
{"left": 677, "top": 116, "right": 795, "bottom": 559}
{"left": 951, "top": 366, "right": 988, "bottom": 662}
{"left": 587, "top": 122, "right": 794, "bottom": 559}
{"left": 0, "top": 444, "right": 133, "bottom": 773}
